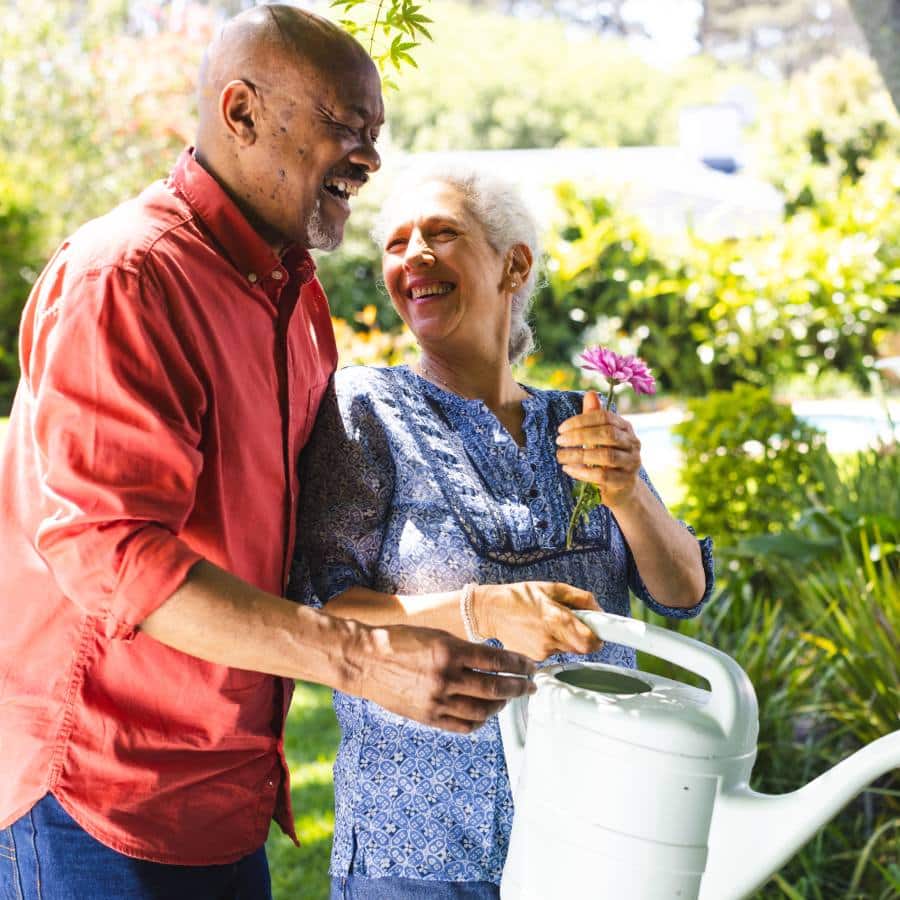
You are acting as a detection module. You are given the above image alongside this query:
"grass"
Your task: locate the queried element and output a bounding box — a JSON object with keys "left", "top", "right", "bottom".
{"left": 267, "top": 682, "right": 340, "bottom": 900}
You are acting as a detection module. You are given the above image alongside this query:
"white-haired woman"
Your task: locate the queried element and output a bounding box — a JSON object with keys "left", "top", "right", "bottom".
{"left": 291, "top": 167, "right": 714, "bottom": 899}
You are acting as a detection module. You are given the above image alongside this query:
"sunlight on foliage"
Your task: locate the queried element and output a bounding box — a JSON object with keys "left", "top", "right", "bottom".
{"left": 331, "top": 0, "right": 433, "bottom": 88}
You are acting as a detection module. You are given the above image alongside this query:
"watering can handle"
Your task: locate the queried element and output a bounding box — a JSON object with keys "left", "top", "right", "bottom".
{"left": 573, "top": 610, "right": 754, "bottom": 738}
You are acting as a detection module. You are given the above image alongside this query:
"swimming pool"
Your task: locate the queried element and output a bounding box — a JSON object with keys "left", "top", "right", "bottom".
{"left": 631, "top": 400, "right": 898, "bottom": 465}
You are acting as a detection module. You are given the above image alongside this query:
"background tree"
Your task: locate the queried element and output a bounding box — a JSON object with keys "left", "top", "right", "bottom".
{"left": 695, "top": 0, "right": 866, "bottom": 77}
{"left": 847, "top": 0, "right": 900, "bottom": 110}
{"left": 384, "top": 2, "right": 754, "bottom": 151}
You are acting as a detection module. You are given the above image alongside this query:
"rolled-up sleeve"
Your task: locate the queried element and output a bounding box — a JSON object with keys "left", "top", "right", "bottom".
{"left": 626, "top": 468, "right": 715, "bottom": 619}
{"left": 25, "top": 260, "right": 206, "bottom": 639}
{"left": 290, "top": 376, "right": 395, "bottom": 607}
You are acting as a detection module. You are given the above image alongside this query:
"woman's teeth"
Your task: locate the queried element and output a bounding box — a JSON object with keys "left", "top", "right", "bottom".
{"left": 410, "top": 283, "right": 453, "bottom": 300}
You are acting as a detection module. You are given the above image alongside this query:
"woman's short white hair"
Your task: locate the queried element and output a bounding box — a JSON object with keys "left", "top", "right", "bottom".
{"left": 373, "top": 164, "right": 540, "bottom": 364}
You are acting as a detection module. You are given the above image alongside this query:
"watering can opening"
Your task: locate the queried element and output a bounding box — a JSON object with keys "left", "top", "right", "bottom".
{"left": 554, "top": 667, "right": 652, "bottom": 695}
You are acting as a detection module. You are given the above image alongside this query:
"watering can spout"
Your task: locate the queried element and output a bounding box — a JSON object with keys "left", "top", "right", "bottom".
{"left": 700, "top": 731, "right": 900, "bottom": 900}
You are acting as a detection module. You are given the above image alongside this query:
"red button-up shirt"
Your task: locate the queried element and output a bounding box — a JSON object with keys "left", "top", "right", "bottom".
{"left": 0, "top": 149, "right": 338, "bottom": 864}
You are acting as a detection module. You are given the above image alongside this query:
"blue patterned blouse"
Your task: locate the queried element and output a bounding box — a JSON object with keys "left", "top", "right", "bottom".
{"left": 291, "top": 364, "right": 714, "bottom": 885}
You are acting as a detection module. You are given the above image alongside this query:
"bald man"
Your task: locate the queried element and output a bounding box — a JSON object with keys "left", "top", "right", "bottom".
{"left": 0, "top": 7, "right": 534, "bottom": 898}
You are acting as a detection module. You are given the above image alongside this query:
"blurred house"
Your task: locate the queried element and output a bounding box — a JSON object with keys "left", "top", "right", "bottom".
{"left": 396, "top": 103, "right": 783, "bottom": 240}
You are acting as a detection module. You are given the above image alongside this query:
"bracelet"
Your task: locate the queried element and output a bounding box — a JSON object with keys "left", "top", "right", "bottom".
{"left": 460, "top": 583, "right": 486, "bottom": 642}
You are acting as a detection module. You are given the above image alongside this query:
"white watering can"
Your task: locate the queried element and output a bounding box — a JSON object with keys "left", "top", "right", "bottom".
{"left": 499, "top": 610, "right": 900, "bottom": 900}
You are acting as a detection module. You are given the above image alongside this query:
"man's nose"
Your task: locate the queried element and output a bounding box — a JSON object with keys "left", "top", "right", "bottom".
{"left": 349, "top": 139, "right": 381, "bottom": 174}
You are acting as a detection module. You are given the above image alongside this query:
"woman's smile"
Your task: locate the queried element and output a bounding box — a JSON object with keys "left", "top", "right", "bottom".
{"left": 407, "top": 280, "right": 456, "bottom": 301}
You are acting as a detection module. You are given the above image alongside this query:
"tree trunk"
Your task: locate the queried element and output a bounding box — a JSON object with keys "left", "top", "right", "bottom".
{"left": 847, "top": 0, "right": 900, "bottom": 110}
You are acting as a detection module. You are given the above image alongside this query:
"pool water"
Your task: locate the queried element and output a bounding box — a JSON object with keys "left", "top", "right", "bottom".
{"left": 632, "top": 406, "right": 896, "bottom": 463}
{"left": 799, "top": 414, "right": 896, "bottom": 454}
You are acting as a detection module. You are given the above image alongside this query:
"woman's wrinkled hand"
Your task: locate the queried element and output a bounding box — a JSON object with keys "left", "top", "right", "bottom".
{"left": 474, "top": 581, "right": 603, "bottom": 661}
{"left": 555, "top": 391, "right": 643, "bottom": 510}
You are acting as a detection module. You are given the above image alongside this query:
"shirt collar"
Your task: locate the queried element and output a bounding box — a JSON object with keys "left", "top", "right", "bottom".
{"left": 169, "top": 148, "right": 316, "bottom": 287}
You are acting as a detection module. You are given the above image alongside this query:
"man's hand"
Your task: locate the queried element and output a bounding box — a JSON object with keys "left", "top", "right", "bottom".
{"left": 352, "top": 625, "right": 536, "bottom": 733}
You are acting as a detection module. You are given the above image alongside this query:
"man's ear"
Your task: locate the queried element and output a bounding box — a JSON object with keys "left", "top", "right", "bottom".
{"left": 505, "top": 243, "right": 533, "bottom": 291}
{"left": 220, "top": 79, "right": 259, "bottom": 147}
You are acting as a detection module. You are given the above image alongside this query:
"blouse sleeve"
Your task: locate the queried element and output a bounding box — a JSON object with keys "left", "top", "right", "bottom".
{"left": 289, "top": 373, "right": 395, "bottom": 608}
{"left": 625, "top": 468, "right": 715, "bottom": 619}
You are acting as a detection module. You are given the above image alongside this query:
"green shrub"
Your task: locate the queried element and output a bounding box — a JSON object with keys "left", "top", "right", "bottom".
{"left": 541, "top": 161, "right": 900, "bottom": 395}
{"left": 673, "top": 384, "right": 832, "bottom": 543}
{"left": 738, "top": 443, "right": 900, "bottom": 567}
{"left": 0, "top": 166, "right": 46, "bottom": 413}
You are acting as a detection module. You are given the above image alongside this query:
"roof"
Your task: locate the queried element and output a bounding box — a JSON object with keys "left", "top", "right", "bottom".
{"left": 394, "top": 146, "right": 784, "bottom": 238}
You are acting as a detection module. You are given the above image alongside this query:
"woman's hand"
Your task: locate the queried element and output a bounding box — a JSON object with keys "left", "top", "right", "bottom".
{"left": 473, "top": 581, "right": 603, "bottom": 661}
{"left": 555, "top": 391, "right": 643, "bottom": 510}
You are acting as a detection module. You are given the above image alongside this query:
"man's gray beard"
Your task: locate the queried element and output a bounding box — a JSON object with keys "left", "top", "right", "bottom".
{"left": 306, "top": 198, "right": 342, "bottom": 251}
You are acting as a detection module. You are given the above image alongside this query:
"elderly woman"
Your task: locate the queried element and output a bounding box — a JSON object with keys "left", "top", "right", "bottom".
{"left": 292, "top": 167, "right": 714, "bottom": 899}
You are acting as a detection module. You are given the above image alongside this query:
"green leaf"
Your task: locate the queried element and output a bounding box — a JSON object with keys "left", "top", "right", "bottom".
{"left": 738, "top": 532, "right": 840, "bottom": 561}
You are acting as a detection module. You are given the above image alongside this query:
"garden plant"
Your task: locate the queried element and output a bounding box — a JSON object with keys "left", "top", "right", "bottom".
{"left": 0, "top": 1, "right": 897, "bottom": 897}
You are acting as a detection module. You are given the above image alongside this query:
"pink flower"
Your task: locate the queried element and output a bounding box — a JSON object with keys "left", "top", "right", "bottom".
{"left": 578, "top": 346, "right": 656, "bottom": 395}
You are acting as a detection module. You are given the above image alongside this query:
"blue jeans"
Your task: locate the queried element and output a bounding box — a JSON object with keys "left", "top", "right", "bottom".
{"left": 331, "top": 875, "right": 499, "bottom": 899}
{"left": 0, "top": 793, "right": 272, "bottom": 900}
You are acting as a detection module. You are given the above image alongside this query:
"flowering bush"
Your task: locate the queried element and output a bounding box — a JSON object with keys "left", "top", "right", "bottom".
{"left": 331, "top": 317, "right": 419, "bottom": 368}
{"left": 538, "top": 160, "right": 899, "bottom": 397}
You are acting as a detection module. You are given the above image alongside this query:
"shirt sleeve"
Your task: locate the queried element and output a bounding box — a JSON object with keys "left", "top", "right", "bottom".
{"left": 290, "top": 375, "right": 395, "bottom": 607}
{"left": 624, "top": 468, "right": 715, "bottom": 619}
{"left": 23, "top": 259, "right": 206, "bottom": 640}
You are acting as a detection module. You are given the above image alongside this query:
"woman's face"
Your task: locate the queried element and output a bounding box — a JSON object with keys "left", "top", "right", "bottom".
{"left": 381, "top": 180, "right": 510, "bottom": 356}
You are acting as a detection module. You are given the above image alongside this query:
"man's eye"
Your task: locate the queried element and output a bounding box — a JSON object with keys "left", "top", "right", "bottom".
{"left": 436, "top": 229, "right": 457, "bottom": 239}
{"left": 386, "top": 238, "right": 407, "bottom": 250}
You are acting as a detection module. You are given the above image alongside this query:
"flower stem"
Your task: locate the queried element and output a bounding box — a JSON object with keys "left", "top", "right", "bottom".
{"left": 566, "top": 481, "right": 588, "bottom": 549}
{"left": 564, "top": 382, "right": 617, "bottom": 550}
{"left": 604, "top": 383, "right": 616, "bottom": 413}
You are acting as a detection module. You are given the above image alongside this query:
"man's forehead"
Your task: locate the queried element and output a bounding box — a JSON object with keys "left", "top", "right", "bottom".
{"left": 322, "top": 62, "right": 384, "bottom": 124}
{"left": 278, "top": 51, "right": 383, "bottom": 123}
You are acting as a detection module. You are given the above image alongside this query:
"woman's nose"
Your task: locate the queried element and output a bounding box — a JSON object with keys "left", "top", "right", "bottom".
{"left": 405, "top": 235, "right": 435, "bottom": 267}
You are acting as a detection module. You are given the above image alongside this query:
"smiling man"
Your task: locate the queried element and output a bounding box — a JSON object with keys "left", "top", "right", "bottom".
{"left": 0, "top": 7, "right": 535, "bottom": 899}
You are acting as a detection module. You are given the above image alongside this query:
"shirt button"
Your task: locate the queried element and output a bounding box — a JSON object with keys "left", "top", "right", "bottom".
{"left": 267, "top": 778, "right": 275, "bottom": 788}
{"left": 528, "top": 488, "right": 539, "bottom": 499}
{"left": 271, "top": 270, "right": 283, "bottom": 280}
{"left": 537, "top": 520, "right": 548, "bottom": 529}
{"left": 248, "top": 273, "right": 258, "bottom": 283}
